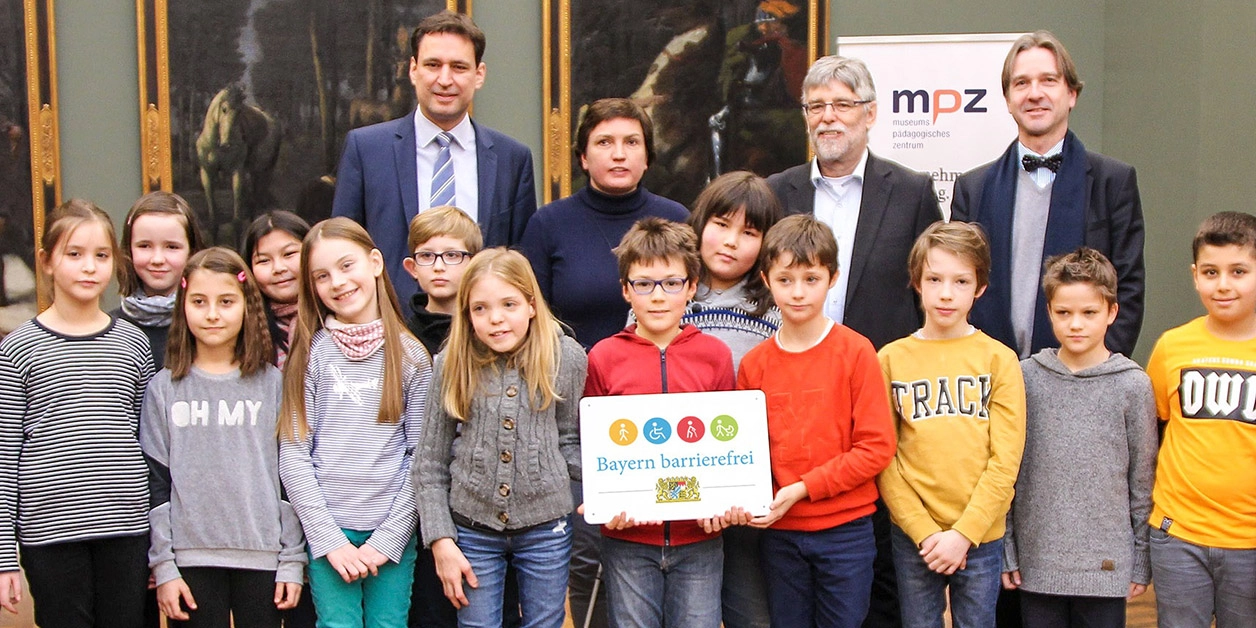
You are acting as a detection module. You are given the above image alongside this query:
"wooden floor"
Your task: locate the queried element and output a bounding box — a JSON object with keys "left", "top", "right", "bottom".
{"left": 0, "top": 570, "right": 1159, "bottom": 627}
{"left": 556, "top": 587, "right": 1161, "bottom": 628}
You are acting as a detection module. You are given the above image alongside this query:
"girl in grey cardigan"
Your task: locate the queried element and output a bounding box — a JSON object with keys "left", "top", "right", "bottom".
{"left": 416, "top": 250, "right": 587, "bottom": 628}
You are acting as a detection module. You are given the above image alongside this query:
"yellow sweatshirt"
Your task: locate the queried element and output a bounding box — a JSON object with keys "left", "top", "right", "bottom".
{"left": 876, "top": 331, "right": 1026, "bottom": 546}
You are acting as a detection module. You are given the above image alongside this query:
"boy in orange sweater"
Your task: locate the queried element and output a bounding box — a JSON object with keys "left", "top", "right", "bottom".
{"left": 738, "top": 214, "right": 897, "bottom": 628}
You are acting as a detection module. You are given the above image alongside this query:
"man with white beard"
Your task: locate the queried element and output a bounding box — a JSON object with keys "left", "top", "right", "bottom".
{"left": 765, "top": 55, "right": 941, "bottom": 628}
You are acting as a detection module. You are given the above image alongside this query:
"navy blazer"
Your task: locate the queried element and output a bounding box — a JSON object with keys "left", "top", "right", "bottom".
{"left": 767, "top": 152, "right": 942, "bottom": 350}
{"left": 951, "top": 141, "right": 1145, "bottom": 357}
{"left": 332, "top": 113, "right": 537, "bottom": 306}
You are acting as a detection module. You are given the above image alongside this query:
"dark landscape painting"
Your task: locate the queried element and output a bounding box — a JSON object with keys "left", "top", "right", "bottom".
{"left": 0, "top": 0, "right": 40, "bottom": 336}
{"left": 147, "top": 0, "right": 450, "bottom": 243}
{"left": 561, "top": 0, "right": 822, "bottom": 206}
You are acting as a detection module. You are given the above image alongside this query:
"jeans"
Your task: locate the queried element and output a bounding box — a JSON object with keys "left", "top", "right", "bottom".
{"left": 169, "top": 567, "right": 283, "bottom": 628}
{"left": 721, "top": 526, "right": 771, "bottom": 628}
{"left": 601, "top": 535, "right": 723, "bottom": 628}
{"left": 760, "top": 516, "right": 876, "bottom": 628}
{"left": 307, "top": 529, "right": 418, "bottom": 628}
{"left": 1150, "top": 527, "right": 1256, "bottom": 628}
{"left": 1018, "top": 591, "right": 1125, "bottom": 628}
{"left": 891, "top": 525, "right": 1002, "bottom": 628}
{"left": 20, "top": 533, "right": 150, "bottom": 628}
{"left": 454, "top": 519, "right": 572, "bottom": 628}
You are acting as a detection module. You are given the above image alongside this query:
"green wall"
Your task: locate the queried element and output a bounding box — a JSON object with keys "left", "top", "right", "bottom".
{"left": 50, "top": 0, "right": 1255, "bottom": 360}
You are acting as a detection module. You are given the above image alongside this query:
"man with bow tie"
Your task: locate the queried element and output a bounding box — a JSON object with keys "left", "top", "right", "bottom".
{"left": 951, "top": 30, "right": 1145, "bottom": 360}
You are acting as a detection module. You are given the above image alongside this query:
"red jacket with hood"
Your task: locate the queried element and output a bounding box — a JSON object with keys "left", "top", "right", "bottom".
{"left": 584, "top": 324, "right": 736, "bottom": 546}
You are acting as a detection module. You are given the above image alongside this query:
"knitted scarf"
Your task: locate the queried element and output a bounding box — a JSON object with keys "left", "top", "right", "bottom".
{"left": 324, "top": 316, "right": 385, "bottom": 361}
{"left": 120, "top": 288, "right": 176, "bottom": 327}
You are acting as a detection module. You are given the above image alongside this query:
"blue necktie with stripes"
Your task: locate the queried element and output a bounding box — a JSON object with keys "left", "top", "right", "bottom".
{"left": 430, "top": 132, "right": 456, "bottom": 208}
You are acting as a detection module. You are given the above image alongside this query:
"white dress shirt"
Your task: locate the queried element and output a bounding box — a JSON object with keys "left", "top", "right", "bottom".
{"left": 810, "top": 149, "right": 869, "bottom": 323}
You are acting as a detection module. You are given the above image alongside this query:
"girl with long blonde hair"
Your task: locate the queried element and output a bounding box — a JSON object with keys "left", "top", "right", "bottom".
{"left": 415, "top": 248, "right": 587, "bottom": 628}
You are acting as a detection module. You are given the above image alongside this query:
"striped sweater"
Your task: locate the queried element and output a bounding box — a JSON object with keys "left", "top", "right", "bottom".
{"left": 0, "top": 317, "right": 155, "bottom": 571}
{"left": 278, "top": 330, "right": 431, "bottom": 562}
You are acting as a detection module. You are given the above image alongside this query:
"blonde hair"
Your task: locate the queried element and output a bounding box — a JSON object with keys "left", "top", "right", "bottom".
{"left": 279, "top": 218, "right": 425, "bottom": 441}
{"left": 39, "top": 199, "right": 121, "bottom": 305}
{"left": 167, "top": 247, "right": 275, "bottom": 380}
{"left": 442, "top": 248, "right": 565, "bottom": 421}
{"left": 907, "top": 221, "right": 991, "bottom": 290}
{"left": 407, "top": 205, "right": 483, "bottom": 254}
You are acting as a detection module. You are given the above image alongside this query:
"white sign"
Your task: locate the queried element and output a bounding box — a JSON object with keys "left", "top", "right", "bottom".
{"left": 837, "top": 33, "right": 1023, "bottom": 217}
{"left": 579, "top": 390, "right": 773, "bottom": 524}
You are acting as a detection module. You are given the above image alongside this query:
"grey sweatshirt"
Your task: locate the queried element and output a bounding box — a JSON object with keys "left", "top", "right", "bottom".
{"left": 140, "top": 365, "right": 306, "bottom": 585}
{"left": 1005, "top": 349, "right": 1157, "bottom": 597}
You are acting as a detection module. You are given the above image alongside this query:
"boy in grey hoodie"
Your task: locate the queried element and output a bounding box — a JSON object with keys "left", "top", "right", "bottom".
{"left": 1002, "top": 248, "right": 1157, "bottom": 628}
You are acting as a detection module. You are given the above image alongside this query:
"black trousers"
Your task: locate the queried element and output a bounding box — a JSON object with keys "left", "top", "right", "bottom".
{"left": 568, "top": 480, "right": 608, "bottom": 628}
{"left": 1019, "top": 590, "right": 1126, "bottom": 628}
{"left": 21, "top": 533, "right": 150, "bottom": 628}
{"left": 863, "top": 498, "right": 901, "bottom": 628}
{"left": 169, "top": 566, "right": 283, "bottom": 628}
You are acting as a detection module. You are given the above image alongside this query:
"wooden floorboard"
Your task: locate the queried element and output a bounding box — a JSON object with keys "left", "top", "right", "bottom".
{"left": 0, "top": 571, "right": 1158, "bottom": 627}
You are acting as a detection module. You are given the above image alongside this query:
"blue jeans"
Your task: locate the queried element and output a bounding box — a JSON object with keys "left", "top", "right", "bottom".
{"left": 760, "top": 516, "right": 876, "bottom": 628}
{"left": 722, "top": 526, "right": 771, "bottom": 628}
{"left": 890, "top": 525, "right": 1001, "bottom": 628}
{"left": 307, "top": 529, "right": 418, "bottom": 628}
{"left": 601, "top": 535, "right": 723, "bottom": 628}
{"left": 1150, "top": 527, "right": 1256, "bottom": 628}
{"left": 454, "top": 519, "right": 572, "bottom": 628}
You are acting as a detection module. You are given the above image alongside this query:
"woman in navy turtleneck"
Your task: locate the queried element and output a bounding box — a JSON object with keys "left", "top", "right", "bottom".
{"left": 519, "top": 97, "right": 688, "bottom": 628}
{"left": 520, "top": 97, "right": 688, "bottom": 351}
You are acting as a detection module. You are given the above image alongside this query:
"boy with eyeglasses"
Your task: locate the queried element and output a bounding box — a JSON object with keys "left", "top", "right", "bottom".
{"left": 402, "top": 206, "right": 483, "bottom": 356}
{"left": 584, "top": 216, "right": 737, "bottom": 628}
{"left": 402, "top": 205, "right": 494, "bottom": 627}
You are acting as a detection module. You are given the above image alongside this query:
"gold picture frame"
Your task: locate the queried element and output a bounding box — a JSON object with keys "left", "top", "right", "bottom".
{"left": 542, "top": 0, "right": 828, "bottom": 205}
{"left": 137, "top": 0, "right": 467, "bottom": 243}
{"left": 5, "top": 0, "right": 58, "bottom": 316}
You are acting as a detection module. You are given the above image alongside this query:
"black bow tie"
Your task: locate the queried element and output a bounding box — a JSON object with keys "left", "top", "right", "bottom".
{"left": 1022, "top": 153, "right": 1063, "bottom": 173}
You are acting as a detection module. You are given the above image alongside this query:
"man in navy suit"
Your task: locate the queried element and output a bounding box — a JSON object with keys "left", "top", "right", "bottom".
{"left": 951, "top": 31, "right": 1144, "bottom": 361}
{"left": 951, "top": 32, "right": 1145, "bottom": 628}
{"left": 332, "top": 10, "right": 536, "bottom": 307}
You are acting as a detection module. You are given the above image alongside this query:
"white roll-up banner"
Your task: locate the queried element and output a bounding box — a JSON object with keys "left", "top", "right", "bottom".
{"left": 836, "top": 33, "right": 1023, "bottom": 218}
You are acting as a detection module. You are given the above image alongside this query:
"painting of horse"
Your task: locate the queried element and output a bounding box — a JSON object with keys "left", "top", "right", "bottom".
{"left": 196, "top": 85, "right": 280, "bottom": 242}
{"left": 141, "top": 0, "right": 454, "bottom": 246}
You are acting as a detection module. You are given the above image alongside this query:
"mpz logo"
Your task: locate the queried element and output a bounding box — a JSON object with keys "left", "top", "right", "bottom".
{"left": 892, "top": 89, "right": 988, "bottom": 123}
{"left": 1179, "top": 367, "right": 1256, "bottom": 423}
{"left": 656, "top": 476, "right": 701, "bottom": 503}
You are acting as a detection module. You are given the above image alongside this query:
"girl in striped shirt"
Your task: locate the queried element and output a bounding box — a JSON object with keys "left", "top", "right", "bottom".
{"left": 0, "top": 199, "right": 156, "bottom": 627}
{"left": 278, "top": 218, "right": 432, "bottom": 628}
